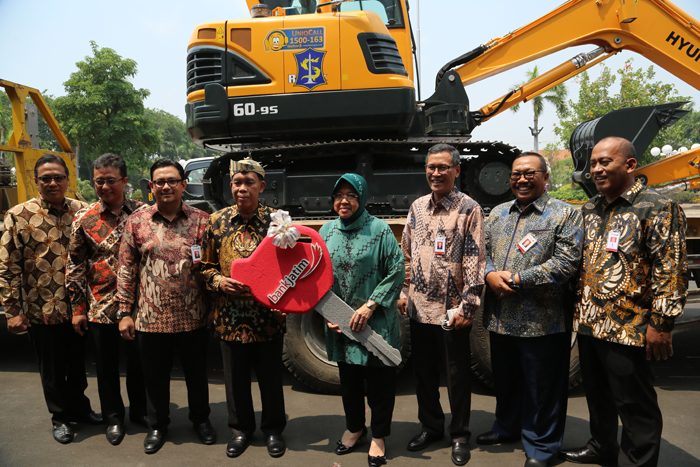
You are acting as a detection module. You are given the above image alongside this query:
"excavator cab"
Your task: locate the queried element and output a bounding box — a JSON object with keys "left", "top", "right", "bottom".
{"left": 186, "top": 0, "right": 416, "bottom": 150}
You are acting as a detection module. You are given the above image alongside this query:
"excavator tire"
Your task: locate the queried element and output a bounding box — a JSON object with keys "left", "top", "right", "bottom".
{"left": 282, "top": 311, "right": 412, "bottom": 394}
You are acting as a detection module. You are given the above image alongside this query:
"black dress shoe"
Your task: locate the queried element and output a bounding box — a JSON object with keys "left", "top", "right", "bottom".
{"left": 194, "top": 421, "right": 217, "bottom": 445}
{"left": 335, "top": 427, "right": 368, "bottom": 455}
{"left": 368, "top": 454, "right": 387, "bottom": 467}
{"left": 407, "top": 431, "right": 443, "bottom": 451}
{"left": 558, "top": 446, "right": 617, "bottom": 465}
{"left": 106, "top": 424, "right": 125, "bottom": 446}
{"left": 451, "top": 442, "right": 471, "bottom": 466}
{"left": 75, "top": 411, "right": 104, "bottom": 425}
{"left": 475, "top": 430, "right": 515, "bottom": 445}
{"left": 525, "top": 458, "right": 547, "bottom": 467}
{"left": 267, "top": 434, "right": 286, "bottom": 458}
{"left": 227, "top": 434, "right": 250, "bottom": 458}
{"left": 129, "top": 414, "right": 149, "bottom": 428}
{"left": 52, "top": 423, "right": 74, "bottom": 444}
{"left": 144, "top": 429, "right": 167, "bottom": 454}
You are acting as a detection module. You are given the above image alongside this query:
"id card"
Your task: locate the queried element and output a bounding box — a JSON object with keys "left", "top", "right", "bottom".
{"left": 517, "top": 233, "right": 537, "bottom": 253}
{"left": 606, "top": 231, "right": 621, "bottom": 252}
{"left": 435, "top": 236, "right": 446, "bottom": 255}
{"left": 191, "top": 245, "right": 202, "bottom": 263}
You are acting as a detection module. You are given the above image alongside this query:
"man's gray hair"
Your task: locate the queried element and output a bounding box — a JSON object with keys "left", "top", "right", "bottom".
{"left": 426, "top": 143, "right": 460, "bottom": 166}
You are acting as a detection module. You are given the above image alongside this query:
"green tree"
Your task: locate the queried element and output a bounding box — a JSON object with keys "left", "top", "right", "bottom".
{"left": 554, "top": 59, "right": 693, "bottom": 165}
{"left": 0, "top": 91, "right": 10, "bottom": 147}
{"left": 663, "top": 109, "right": 700, "bottom": 150}
{"left": 53, "top": 41, "right": 160, "bottom": 181}
{"left": 510, "top": 65, "right": 568, "bottom": 153}
{"left": 145, "top": 108, "right": 214, "bottom": 163}
{"left": 540, "top": 143, "right": 575, "bottom": 190}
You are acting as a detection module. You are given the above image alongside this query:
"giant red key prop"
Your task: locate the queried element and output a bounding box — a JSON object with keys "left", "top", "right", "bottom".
{"left": 230, "top": 221, "right": 401, "bottom": 366}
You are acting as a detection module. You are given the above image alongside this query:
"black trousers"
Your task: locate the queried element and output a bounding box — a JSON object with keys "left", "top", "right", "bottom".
{"left": 88, "top": 322, "right": 147, "bottom": 426}
{"left": 28, "top": 322, "right": 93, "bottom": 425}
{"left": 578, "top": 334, "right": 663, "bottom": 467}
{"left": 490, "top": 331, "right": 570, "bottom": 462}
{"left": 220, "top": 337, "right": 286, "bottom": 437}
{"left": 338, "top": 362, "right": 396, "bottom": 439}
{"left": 410, "top": 319, "right": 472, "bottom": 440}
{"left": 135, "top": 327, "right": 211, "bottom": 430}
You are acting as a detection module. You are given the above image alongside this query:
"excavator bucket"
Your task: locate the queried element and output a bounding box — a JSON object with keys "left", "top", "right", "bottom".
{"left": 570, "top": 101, "right": 689, "bottom": 197}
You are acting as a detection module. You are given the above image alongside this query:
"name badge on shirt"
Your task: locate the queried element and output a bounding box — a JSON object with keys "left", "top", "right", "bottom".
{"left": 606, "top": 231, "right": 621, "bottom": 252}
{"left": 517, "top": 233, "right": 537, "bottom": 253}
{"left": 191, "top": 245, "right": 202, "bottom": 263}
{"left": 435, "top": 236, "right": 446, "bottom": 255}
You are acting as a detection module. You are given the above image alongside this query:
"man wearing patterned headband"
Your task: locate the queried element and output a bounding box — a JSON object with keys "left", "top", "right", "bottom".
{"left": 201, "top": 158, "right": 288, "bottom": 459}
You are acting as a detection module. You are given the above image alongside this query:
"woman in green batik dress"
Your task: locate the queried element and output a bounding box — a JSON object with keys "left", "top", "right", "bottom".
{"left": 319, "top": 174, "right": 405, "bottom": 467}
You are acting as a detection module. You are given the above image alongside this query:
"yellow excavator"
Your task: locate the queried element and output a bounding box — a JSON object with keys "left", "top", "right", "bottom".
{"left": 185, "top": 0, "right": 700, "bottom": 393}
{"left": 186, "top": 0, "right": 700, "bottom": 215}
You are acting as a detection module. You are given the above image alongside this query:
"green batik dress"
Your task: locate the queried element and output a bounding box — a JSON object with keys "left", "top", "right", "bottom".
{"left": 319, "top": 210, "right": 405, "bottom": 366}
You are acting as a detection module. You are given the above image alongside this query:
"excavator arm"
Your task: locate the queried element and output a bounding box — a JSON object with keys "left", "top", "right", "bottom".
{"left": 436, "top": 0, "right": 700, "bottom": 124}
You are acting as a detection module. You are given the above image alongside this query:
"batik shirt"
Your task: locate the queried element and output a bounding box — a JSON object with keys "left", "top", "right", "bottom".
{"left": 484, "top": 193, "right": 583, "bottom": 337}
{"left": 320, "top": 211, "right": 405, "bottom": 366}
{"left": 116, "top": 203, "right": 209, "bottom": 333}
{"left": 0, "top": 196, "right": 88, "bottom": 324}
{"left": 401, "top": 187, "right": 486, "bottom": 324}
{"left": 66, "top": 198, "right": 145, "bottom": 324}
{"left": 200, "top": 203, "right": 285, "bottom": 343}
{"left": 575, "top": 181, "right": 687, "bottom": 347}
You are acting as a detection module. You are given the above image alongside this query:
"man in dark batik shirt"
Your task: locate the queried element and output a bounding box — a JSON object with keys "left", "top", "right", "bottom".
{"left": 560, "top": 137, "right": 687, "bottom": 467}
{"left": 479, "top": 152, "right": 583, "bottom": 467}
{"left": 201, "top": 158, "right": 287, "bottom": 459}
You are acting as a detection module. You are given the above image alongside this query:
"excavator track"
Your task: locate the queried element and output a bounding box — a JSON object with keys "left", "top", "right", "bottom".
{"left": 204, "top": 138, "right": 520, "bottom": 217}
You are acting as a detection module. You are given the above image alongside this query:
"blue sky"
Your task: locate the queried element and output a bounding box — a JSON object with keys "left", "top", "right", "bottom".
{"left": 1, "top": 0, "right": 699, "bottom": 151}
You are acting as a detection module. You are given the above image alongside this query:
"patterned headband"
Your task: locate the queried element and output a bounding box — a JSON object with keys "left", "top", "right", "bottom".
{"left": 230, "top": 158, "right": 265, "bottom": 179}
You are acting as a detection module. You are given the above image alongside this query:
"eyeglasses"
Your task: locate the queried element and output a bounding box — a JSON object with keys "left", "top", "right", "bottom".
{"left": 37, "top": 175, "right": 68, "bottom": 184}
{"left": 94, "top": 178, "right": 123, "bottom": 186}
{"left": 425, "top": 164, "right": 457, "bottom": 174}
{"left": 509, "top": 170, "right": 546, "bottom": 181}
{"left": 332, "top": 193, "right": 359, "bottom": 201}
{"left": 152, "top": 179, "right": 183, "bottom": 188}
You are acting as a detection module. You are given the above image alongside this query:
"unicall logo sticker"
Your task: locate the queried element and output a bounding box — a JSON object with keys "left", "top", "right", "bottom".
{"left": 264, "top": 28, "right": 325, "bottom": 52}
{"left": 294, "top": 48, "right": 327, "bottom": 90}
{"left": 264, "top": 30, "right": 288, "bottom": 51}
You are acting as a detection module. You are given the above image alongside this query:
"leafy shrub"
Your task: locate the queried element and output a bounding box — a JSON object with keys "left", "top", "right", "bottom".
{"left": 77, "top": 178, "right": 97, "bottom": 202}
{"left": 549, "top": 185, "right": 590, "bottom": 202}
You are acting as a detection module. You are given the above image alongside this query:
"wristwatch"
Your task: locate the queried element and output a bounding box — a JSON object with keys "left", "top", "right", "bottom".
{"left": 510, "top": 273, "right": 520, "bottom": 289}
{"left": 116, "top": 311, "right": 131, "bottom": 321}
{"left": 365, "top": 300, "right": 377, "bottom": 311}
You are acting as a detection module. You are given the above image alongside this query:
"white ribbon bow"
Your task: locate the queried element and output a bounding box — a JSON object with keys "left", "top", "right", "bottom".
{"left": 267, "top": 210, "right": 300, "bottom": 249}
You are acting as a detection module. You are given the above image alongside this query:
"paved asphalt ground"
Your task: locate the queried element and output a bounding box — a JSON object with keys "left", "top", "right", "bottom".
{"left": 1, "top": 307, "right": 699, "bottom": 467}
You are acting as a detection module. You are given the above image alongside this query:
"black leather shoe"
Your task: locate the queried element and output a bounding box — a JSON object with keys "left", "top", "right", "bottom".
{"left": 106, "top": 424, "right": 125, "bottom": 446}
{"left": 52, "top": 423, "right": 74, "bottom": 444}
{"left": 475, "top": 430, "right": 515, "bottom": 445}
{"left": 407, "top": 431, "right": 443, "bottom": 451}
{"left": 267, "top": 434, "right": 286, "bottom": 458}
{"left": 75, "top": 411, "right": 104, "bottom": 425}
{"left": 451, "top": 442, "right": 471, "bottom": 466}
{"left": 194, "top": 421, "right": 217, "bottom": 445}
{"left": 144, "top": 429, "right": 167, "bottom": 454}
{"left": 558, "top": 446, "right": 617, "bottom": 465}
{"left": 226, "top": 434, "right": 250, "bottom": 458}
{"left": 525, "top": 458, "right": 547, "bottom": 467}
{"left": 129, "top": 414, "right": 149, "bottom": 428}
{"left": 335, "top": 427, "right": 368, "bottom": 455}
{"left": 368, "top": 454, "right": 387, "bottom": 467}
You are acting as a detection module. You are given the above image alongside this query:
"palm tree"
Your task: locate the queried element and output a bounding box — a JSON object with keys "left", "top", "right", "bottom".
{"left": 510, "top": 65, "right": 568, "bottom": 153}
